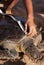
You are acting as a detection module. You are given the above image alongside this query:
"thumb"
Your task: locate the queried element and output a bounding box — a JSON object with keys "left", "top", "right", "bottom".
{"left": 25, "top": 23, "right": 27, "bottom": 34}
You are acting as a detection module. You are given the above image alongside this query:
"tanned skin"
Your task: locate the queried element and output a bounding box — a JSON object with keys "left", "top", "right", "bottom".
{"left": 6, "top": 0, "right": 19, "bottom": 14}
{"left": 6, "top": 0, "right": 37, "bottom": 37}
{"left": 25, "top": 0, "right": 37, "bottom": 37}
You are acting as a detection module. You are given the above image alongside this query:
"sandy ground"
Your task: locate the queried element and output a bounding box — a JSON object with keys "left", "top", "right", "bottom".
{"left": 0, "top": 55, "right": 44, "bottom": 65}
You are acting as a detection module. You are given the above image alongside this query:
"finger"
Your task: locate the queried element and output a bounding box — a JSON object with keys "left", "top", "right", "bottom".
{"left": 28, "top": 28, "right": 37, "bottom": 38}
{"left": 28, "top": 32, "right": 33, "bottom": 38}
{"left": 28, "top": 27, "right": 33, "bottom": 35}
{"left": 29, "top": 32, "right": 36, "bottom": 38}
{"left": 25, "top": 24, "right": 27, "bottom": 34}
{"left": 28, "top": 30, "right": 34, "bottom": 38}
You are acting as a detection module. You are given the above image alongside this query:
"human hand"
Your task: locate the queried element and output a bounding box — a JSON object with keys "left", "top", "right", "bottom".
{"left": 25, "top": 15, "right": 37, "bottom": 38}
{"left": 6, "top": 9, "right": 12, "bottom": 14}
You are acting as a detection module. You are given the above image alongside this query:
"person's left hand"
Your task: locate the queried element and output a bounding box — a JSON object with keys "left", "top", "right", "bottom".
{"left": 6, "top": 8, "right": 12, "bottom": 14}
{"left": 25, "top": 15, "right": 37, "bottom": 38}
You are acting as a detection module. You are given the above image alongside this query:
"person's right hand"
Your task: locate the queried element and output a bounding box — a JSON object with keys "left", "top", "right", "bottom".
{"left": 25, "top": 16, "right": 37, "bottom": 38}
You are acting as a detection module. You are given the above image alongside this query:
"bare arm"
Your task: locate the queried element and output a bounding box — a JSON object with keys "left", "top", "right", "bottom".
{"left": 25, "top": 0, "right": 37, "bottom": 37}
{"left": 25, "top": 0, "right": 33, "bottom": 16}
{"left": 6, "top": 0, "right": 19, "bottom": 14}
{"left": 7, "top": 0, "right": 19, "bottom": 9}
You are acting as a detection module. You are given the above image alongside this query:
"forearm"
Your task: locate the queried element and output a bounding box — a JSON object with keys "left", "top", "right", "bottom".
{"left": 7, "top": 0, "right": 19, "bottom": 9}
{"left": 25, "top": 0, "right": 34, "bottom": 17}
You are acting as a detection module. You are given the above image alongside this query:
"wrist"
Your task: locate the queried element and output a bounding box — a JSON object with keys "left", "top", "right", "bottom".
{"left": 28, "top": 14, "right": 34, "bottom": 19}
{"left": 6, "top": 8, "right": 12, "bottom": 10}
{"left": 7, "top": 6, "right": 12, "bottom": 10}
{"left": 27, "top": 15, "right": 35, "bottom": 26}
